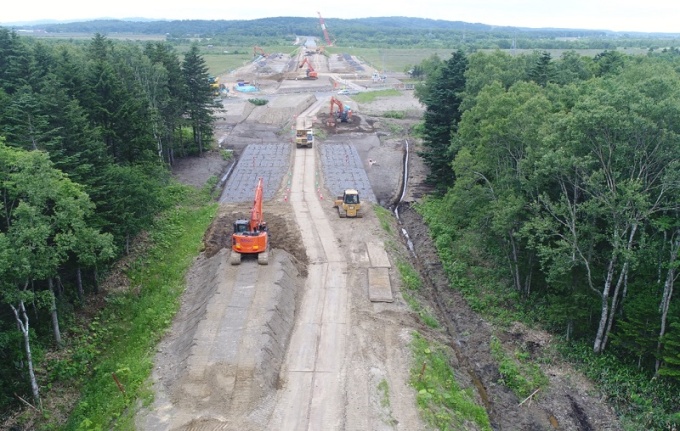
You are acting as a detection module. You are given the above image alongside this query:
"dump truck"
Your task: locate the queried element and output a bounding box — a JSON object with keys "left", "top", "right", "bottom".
{"left": 333, "top": 189, "right": 361, "bottom": 218}
{"left": 295, "top": 116, "right": 314, "bottom": 148}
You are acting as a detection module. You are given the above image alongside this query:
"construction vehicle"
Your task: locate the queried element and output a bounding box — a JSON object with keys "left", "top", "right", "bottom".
{"left": 253, "top": 45, "right": 268, "bottom": 58}
{"left": 294, "top": 116, "right": 314, "bottom": 148}
{"left": 298, "top": 57, "right": 318, "bottom": 79}
{"left": 208, "top": 75, "right": 220, "bottom": 96}
{"left": 327, "top": 96, "right": 352, "bottom": 126}
{"left": 333, "top": 189, "right": 361, "bottom": 218}
{"left": 317, "top": 11, "right": 335, "bottom": 47}
{"left": 231, "top": 178, "right": 269, "bottom": 265}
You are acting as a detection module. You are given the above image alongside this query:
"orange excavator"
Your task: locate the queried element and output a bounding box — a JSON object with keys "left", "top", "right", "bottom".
{"left": 298, "top": 57, "right": 318, "bottom": 79}
{"left": 327, "top": 96, "right": 352, "bottom": 126}
{"left": 253, "top": 45, "right": 268, "bottom": 58}
{"left": 230, "top": 178, "right": 269, "bottom": 265}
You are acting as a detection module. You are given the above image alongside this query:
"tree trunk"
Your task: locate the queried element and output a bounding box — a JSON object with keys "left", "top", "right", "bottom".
{"left": 10, "top": 301, "right": 42, "bottom": 410}
{"left": 602, "top": 261, "right": 628, "bottom": 351}
{"left": 508, "top": 229, "right": 523, "bottom": 294}
{"left": 656, "top": 233, "right": 679, "bottom": 374}
{"left": 48, "top": 278, "right": 62, "bottom": 347}
{"left": 602, "top": 224, "right": 637, "bottom": 351}
{"left": 594, "top": 254, "right": 617, "bottom": 354}
{"left": 76, "top": 265, "right": 84, "bottom": 303}
{"left": 93, "top": 266, "right": 99, "bottom": 294}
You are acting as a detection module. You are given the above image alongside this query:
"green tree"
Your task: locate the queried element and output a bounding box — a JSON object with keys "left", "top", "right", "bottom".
{"left": 0, "top": 142, "right": 113, "bottom": 406}
{"left": 182, "top": 44, "right": 214, "bottom": 156}
{"left": 461, "top": 50, "right": 527, "bottom": 110}
{"left": 527, "top": 51, "right": 554, "bottom": 87}
{"left": 524, "top": 68, "right": 680, "bottom": 354}
{"left": 553, "top": 50, "right": 594, "bottom": 85}
{"left": 452, "top": 80, "right": 554, "bottom": 295}
{"left": 416, "top": 49, "right": 467, "bottom": 190}
{"left": 144, "top": 42, "right": 186, "bottom": 165}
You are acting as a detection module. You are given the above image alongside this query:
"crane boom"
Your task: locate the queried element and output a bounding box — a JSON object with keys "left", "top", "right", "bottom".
{"left": 317, "top": 11, "right": 333, "bottom": 47}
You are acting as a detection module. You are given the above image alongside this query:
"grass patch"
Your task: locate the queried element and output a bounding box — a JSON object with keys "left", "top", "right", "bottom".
{"left": 382, "top": 110, "right": 406, "bottom": 119}
{"left": 403, "top": 291, "right": 440, "bottom": 329}
{"left": 220, "top": 148, "right": 234, "bottom": 161}
{"left": 377, "top": 379, "right": 391, "bottom": 408}
{"left": 397, "top": 260, "right": 422, "bottom": 291}
{"left": 397, "top": 260, "right": 438, "bottom": 328}
{"left": 410, "top": 332, "right": 492, "bottom": 431}
{"left": 489, "top": 336, "right": 548, "bottom": 400}
{"left": 373, "top": 205, "right": 393, "bottom": 234}
{"left": 248, "top": 98, "right": 268, "bottom": 106}
{"left": 58, "top": 186, "right": 218, "bottom": 431}
{"left": 201, "top": 44, "right": 296, "bottom": 76}
{"left": 352, "top": 89, "right": 402, "bottom": 104}
{"left": 351, "top": 48, "right": 458, "bottom": 73}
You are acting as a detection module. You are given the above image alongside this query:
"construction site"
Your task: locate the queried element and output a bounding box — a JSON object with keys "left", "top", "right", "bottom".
{"left": 135, "top": 15, "right": 623, "bottom": 431}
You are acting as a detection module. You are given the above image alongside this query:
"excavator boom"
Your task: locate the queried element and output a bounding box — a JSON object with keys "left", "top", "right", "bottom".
{"left": 249, "top": 177, "right": 264, "bottom": 231}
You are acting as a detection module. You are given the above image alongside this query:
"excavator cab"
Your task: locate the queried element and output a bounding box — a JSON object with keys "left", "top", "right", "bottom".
{"left": 233, "top": 220, "right": 249, "bottom": 234}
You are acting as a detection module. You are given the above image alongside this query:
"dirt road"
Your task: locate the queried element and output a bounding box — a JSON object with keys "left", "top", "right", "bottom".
{"left": 267, "top": 139, "right": 350, "bottom": 429}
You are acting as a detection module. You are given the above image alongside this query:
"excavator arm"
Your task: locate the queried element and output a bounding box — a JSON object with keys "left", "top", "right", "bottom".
{"left": 249, "top": 177, "right": 264, "bottom": 232}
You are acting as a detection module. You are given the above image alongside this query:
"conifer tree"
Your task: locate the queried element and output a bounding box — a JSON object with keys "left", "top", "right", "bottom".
{"left": 417, "top": 49, "right": 467, "bottom": 190}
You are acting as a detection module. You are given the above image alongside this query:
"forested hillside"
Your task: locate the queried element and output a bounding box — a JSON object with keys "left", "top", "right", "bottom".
{"left": 414, "top": 48, "right": 680, "bottom": 428}
{"left": 0, "top": 28, "right": 217, "bottom": 418}
{"left": 11, "top": 16, "right": 680, "bottom": 50}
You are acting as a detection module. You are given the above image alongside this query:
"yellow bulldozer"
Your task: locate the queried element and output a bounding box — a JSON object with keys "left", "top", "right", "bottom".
{"left": 333, "top": 189, "right": 361, "bottom": 218}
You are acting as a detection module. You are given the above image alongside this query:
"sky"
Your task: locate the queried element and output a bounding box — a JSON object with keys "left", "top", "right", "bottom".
{"left": 2, "top": 0, "right": 679, "bottom": 34}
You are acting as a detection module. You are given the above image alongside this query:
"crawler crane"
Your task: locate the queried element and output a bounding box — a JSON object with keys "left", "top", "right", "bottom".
{"left": 231, "top": 178, "right": 269, "bottom": 265}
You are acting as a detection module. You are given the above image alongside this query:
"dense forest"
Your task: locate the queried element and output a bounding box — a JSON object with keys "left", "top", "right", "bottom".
{"left": 413, "top": 48, "right": 680, "bottom": 427}
{"left": 0, "top": 27, "right": 217, "bottom": 419}
{"left": 12, "top": 16, "right": 680, "bottom": 50}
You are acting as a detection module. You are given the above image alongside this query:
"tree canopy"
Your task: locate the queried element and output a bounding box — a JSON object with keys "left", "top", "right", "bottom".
{"left": 415, "top": 48, "right": 680, "bottom": 428}
{"left": 0, "top": 29, "right": 216, "bottom": 414}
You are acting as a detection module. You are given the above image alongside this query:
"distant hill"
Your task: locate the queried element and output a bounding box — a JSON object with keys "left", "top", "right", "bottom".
{"left": 0, "top": 16, "right": 618, "bottom": 37}
{"left": 2, "top": 16, "right": 678, "bottom": 49}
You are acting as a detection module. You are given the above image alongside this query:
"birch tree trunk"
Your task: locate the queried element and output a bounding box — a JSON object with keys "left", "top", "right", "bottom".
{"left": 10, "top": 301, "right": 42, "bottom": 409}
{"left": 594, "top": 252, "right": 618, "bottom": 354}
{"left": 602, "top": 224, "right": 638, "bottom": 351}
{"left": 48, "top": 277, "right": 62, "bottom": 347}
{"left": 656, "top": 233, "right": 679, "bottom": 374}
